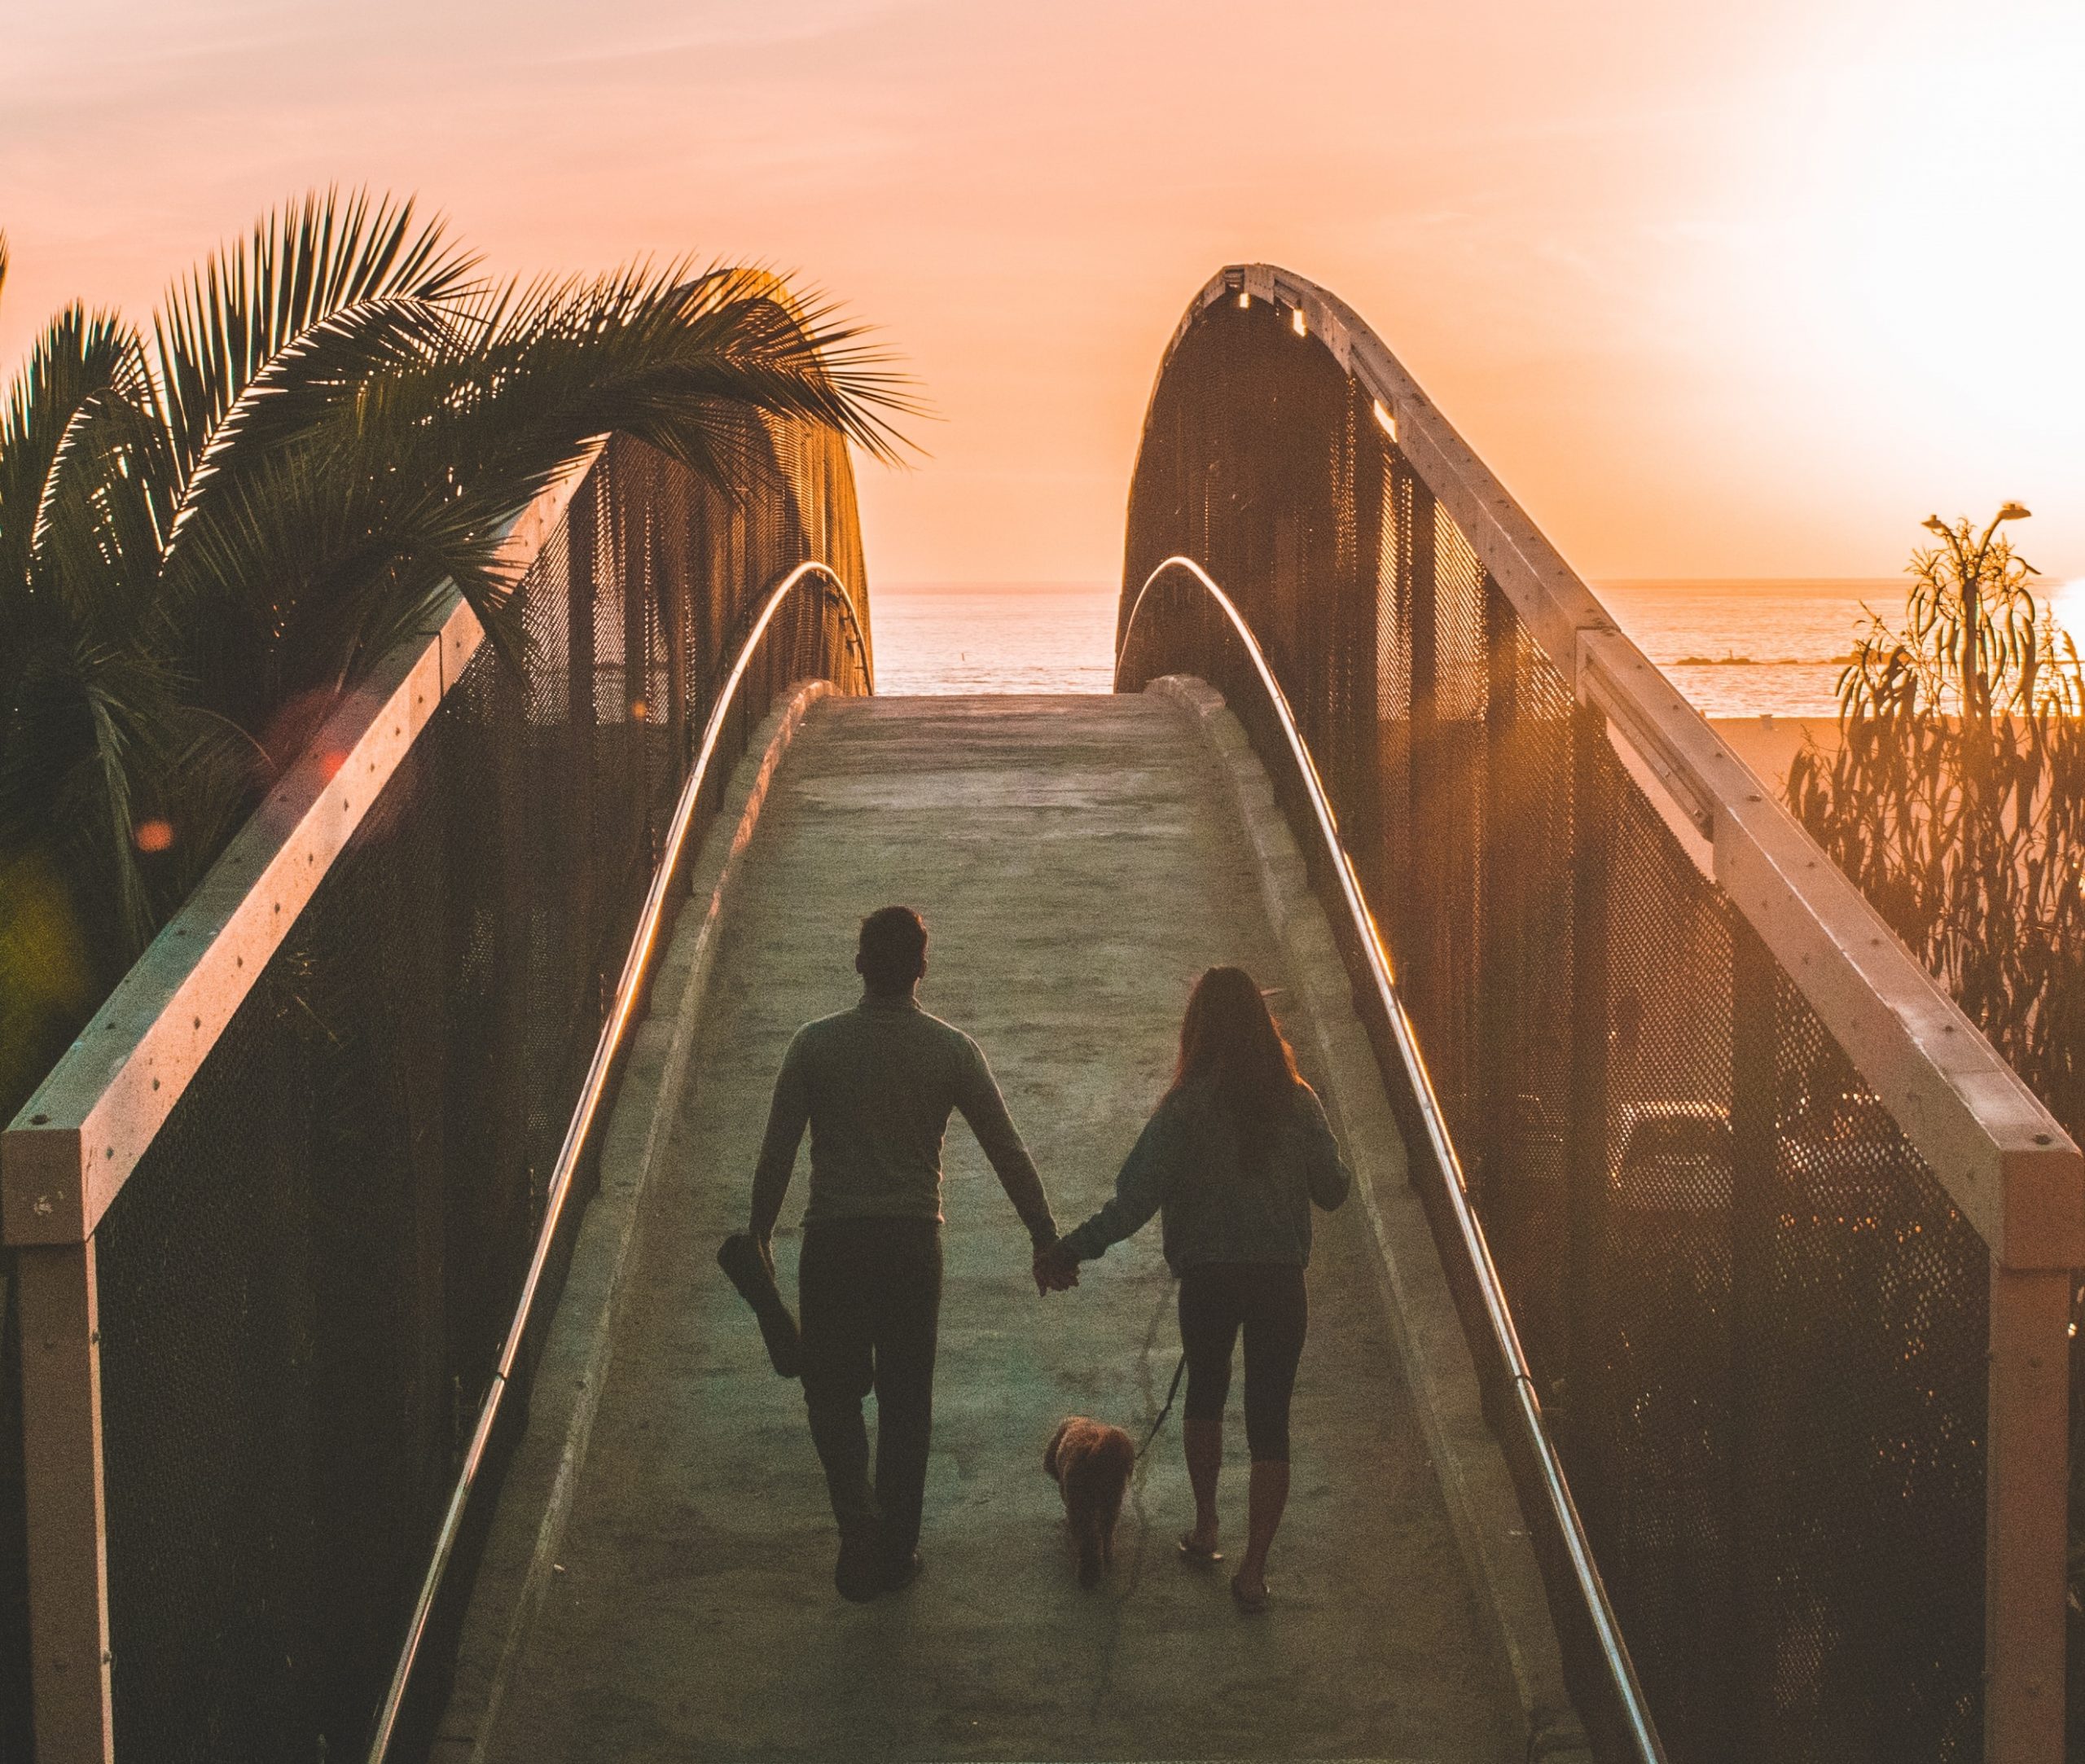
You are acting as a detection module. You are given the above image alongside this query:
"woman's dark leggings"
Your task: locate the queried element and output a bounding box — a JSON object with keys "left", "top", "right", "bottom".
{"left": 1179, "top": 1261, "right": 1309, "bottom": 1462}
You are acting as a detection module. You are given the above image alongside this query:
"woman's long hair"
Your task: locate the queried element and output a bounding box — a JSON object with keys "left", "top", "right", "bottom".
{"left": 1170, "top": 967, "right": 1301, "bottom": 1140}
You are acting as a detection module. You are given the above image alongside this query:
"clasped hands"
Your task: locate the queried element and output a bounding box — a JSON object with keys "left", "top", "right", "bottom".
{"left": 1032, "top": 1239, "right": 1080, "bottom": 1296}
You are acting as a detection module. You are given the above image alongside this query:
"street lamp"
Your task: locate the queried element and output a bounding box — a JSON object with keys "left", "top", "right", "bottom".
{"left": 1921, "top": 505, "right": 2031, "bottom": 577}
{"left": 1975, "top": 502, "right": 2031, "bottom": 574}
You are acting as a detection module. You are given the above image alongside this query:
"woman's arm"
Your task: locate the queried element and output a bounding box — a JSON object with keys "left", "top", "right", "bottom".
{"left": 1055, "top": 1103, "right": 1178, "bottom": 1262}
{"left": 1298, "top": 1085, "right": 1352, "bottom": 1210}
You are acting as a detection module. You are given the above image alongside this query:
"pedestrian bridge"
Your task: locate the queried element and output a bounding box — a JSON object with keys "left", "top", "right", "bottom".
{"left": 4, "top": 267, "right": 2078, "bottom": 1764}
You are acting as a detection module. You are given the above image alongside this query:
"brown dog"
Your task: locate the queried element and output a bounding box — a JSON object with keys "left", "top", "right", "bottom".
{"left": 1044, "top": 1416, "right": 1136, "bottom": 1586}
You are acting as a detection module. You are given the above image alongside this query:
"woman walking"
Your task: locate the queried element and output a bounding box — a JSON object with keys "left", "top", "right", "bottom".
{"left": 1042, "top": 967, "right": 1350, "bottom": 1611}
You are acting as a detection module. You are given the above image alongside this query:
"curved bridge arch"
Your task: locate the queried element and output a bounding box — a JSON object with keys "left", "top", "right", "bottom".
{"left": 1120, "top": 265, "right": 2080, "bottom": 1764}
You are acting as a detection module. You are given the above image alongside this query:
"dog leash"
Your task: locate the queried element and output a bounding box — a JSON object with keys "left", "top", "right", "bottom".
{"left": 1135, "top": 1351, "right": 1189, "bottom": 1458}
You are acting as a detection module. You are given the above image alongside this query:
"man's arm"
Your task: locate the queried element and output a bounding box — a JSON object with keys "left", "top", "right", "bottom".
{"left": 953, "top": 1038, "right": 1057, "bottom": 1250}
{"left": 748, "top": 1033, "right": 811, "bottom": 1244}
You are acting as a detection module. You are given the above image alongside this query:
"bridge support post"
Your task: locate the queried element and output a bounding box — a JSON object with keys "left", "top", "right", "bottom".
{"left": 16, "top": 1238, "right": 113, "bottom": 1763}
{"left": 1985, "top": 1263, "right": 2070, "bottom": 1762}
{"left": 1726, "top": 923, "right": 1777, "bottom": 1764}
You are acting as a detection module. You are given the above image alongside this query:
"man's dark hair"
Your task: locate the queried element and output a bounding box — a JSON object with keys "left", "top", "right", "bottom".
{"left": 858, "top": 906, "right": 928, "bottom": 995}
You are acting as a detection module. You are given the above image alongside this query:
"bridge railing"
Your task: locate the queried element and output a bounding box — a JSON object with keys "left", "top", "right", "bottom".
{"left": 1, "top": 424, "right": 871, "bottom": 1764}
{"left": 1117, "top": 264, "right": 2083, "bottom": 1764}
{"left": 1123, "top": 557, "right": 1667, "bottom": 1763}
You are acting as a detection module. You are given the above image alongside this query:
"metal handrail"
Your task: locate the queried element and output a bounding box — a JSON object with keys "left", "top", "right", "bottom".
{"left": 1120, "top": 554, "right": 1667, "bottom": 1764}
{"left": 365, "top": 559, "right": 869, "bottom": 1763}
{"left": 1178, "top": 265, "right": 2079, "bottom": 1274}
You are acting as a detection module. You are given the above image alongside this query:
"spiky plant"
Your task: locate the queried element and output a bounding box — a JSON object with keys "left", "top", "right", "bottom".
{"left": 0, "top": 191, "right": 909, "bottom": 1119}
{"left": 1787, "top": 505, "right": 2085, "bottom": 1134}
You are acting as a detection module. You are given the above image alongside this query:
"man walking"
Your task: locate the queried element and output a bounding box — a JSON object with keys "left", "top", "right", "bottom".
{"left": 748, "top": 906, "right": 1070, "bottom": 1600}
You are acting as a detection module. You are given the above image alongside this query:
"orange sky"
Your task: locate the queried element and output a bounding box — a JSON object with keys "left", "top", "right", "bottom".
{"left": 2, "top": 0, "right": 2079, "bottom": 585}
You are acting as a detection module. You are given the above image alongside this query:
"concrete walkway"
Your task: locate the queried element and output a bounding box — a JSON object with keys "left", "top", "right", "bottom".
{"left": 474, "top": 696, "right": 1523, "bottom": 1763}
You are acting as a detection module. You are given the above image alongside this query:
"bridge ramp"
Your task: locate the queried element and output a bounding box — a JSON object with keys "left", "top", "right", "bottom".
{"left": 469, "top": 694, "right": 1524, "bottom": 1763}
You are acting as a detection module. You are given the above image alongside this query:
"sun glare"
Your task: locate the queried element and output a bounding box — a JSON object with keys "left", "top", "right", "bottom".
{"left": 1782, "top": 7, "right": 2085, "bottom": 439}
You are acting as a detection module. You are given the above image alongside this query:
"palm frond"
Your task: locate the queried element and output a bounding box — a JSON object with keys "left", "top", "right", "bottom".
{"left": 0, "top": 305, "right": 152, "bottom": 603}
{"left": 159, "top": 287, "right": 466, "bottom": 562}
{"left": 30, "top": 381, "right": 178, "bottom": 646}
{"left": 151, "top": 188, "right": 478, "bottom": 482}
{"left": 165, "top": 255, "right": 915, "bottom": 709}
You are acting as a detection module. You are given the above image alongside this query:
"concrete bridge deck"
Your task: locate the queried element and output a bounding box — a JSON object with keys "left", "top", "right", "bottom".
{"left": 450, "top": 694, "right": 1533, "bottom": 1763}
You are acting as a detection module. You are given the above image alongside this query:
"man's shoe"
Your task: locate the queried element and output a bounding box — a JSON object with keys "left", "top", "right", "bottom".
{"left": 880, "top": 1550, "right": 924, "bottom": 1594}
{"left": 835, "top": 1538, "right": 883, "bottom": 1604}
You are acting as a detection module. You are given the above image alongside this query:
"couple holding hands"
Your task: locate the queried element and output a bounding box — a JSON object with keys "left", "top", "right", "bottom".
{"left": 744, "top": 906, "right": 1350, "bottom": 1610}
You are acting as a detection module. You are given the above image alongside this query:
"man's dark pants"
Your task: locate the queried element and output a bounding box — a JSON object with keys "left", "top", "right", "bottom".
{"left": 798, "top": 1216, "right": 943, "bottom": 1569}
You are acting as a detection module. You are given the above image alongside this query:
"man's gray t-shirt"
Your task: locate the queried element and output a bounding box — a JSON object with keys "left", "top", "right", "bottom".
{"left": 749, "top": 994, "right": 1056, "bottom": 1248}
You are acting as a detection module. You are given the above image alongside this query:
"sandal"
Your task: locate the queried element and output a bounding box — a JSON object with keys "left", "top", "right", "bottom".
{"left": 1230, "top": 1572, "right": 1269, "bottom": 1614}
{"left": 1177, "top": 1532, "right": 1224, "bottom": 1563}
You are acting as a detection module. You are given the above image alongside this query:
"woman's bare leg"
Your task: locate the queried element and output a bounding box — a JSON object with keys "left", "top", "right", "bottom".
{"left": 1234, "top": 1459, "right": 1290, "bottom": 1599}
{"left": 1182, "top": 1416, "right": 1222, "bottom": 1552}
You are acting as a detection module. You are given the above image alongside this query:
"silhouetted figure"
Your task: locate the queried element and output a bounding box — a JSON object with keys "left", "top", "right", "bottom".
{"left": 1041, "top": 966, "right": 1350, "bottom": 1612}
{"left": 748, "top": 906, "right": 1069, "bottom": 1602}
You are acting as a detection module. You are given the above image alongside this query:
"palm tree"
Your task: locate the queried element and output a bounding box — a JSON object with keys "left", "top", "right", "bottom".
{"left": 0, "top": 190, "right": 909, "bottom": 1119}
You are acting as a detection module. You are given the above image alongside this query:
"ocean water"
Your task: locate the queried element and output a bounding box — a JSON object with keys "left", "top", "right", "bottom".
{"left": 1599, "top": 580, "right": 1895, "bottom": 717}
{"left": 871, "top": 578, "right": 1903, "bottom": 716}
{"left": 873, "top": 583, "right": 1119, "bottom": 696}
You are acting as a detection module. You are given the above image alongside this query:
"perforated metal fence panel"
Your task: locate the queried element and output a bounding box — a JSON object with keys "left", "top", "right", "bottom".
{"left": 1118, "top": 291, "right": 1991, "bottom": 1763}
{"left": 66, "top": 425, "right": 867, "bottom": 1763}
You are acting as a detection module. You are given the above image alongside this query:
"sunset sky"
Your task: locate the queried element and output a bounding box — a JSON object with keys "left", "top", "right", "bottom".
{"left": 2, "top": 0, "right": 2078, "bottom": 586}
